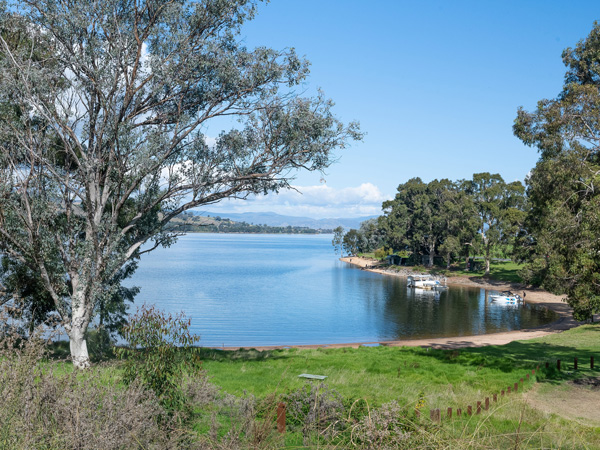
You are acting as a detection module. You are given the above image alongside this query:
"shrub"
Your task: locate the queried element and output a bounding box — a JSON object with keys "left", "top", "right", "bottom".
{"left": 117, "top": 305, "right": 202, "bottom": 415}
{"left": 0, "top": 309, "right": 174, "bottom": 450}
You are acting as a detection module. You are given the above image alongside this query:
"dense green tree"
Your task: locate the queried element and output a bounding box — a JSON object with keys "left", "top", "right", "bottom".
{"left": 514, "top": 22, "right": 600, "bottom": 320}
{"left": 466, "top": 173, "right": 525, "bottom": 275}
{"left": 0, "top": 0, "right": 360, "bottom": 367}
{"left": 357, "top": 218, "right": 385, "bottom": 253}
{"left": 380, "top": 178, "right": 454, "bottom": 267}
{"left": 342, "top": 229, "right": 363, "bottom": 256}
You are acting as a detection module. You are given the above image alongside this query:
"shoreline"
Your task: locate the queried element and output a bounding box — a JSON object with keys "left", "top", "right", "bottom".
{"left": 215, "top": 257, "right": 580, "bottom": 352}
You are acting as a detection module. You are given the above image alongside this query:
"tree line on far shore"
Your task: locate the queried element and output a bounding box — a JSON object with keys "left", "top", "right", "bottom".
{"left": 333, "top": 173, "right": 525, "bottom": 276}
{"left": 334, "top": 21, "right": 600, "bottom": 322}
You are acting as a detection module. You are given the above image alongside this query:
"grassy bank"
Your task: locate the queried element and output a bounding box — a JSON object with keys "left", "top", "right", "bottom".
{"left": 197, "top": 324, "right": 600, "bottom": 448}
{"left": 4, "top": 323, "right": 600, "bottom": 449}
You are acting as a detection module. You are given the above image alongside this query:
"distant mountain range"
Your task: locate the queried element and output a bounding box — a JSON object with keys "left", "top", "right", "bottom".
{"left": 190, "top": 211, "right": 377, "bottom": 230}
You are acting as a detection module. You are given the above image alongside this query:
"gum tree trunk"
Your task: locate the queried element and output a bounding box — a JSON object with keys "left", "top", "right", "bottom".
{"left": 69, "top": 323, "right": 90, "bottom": 369}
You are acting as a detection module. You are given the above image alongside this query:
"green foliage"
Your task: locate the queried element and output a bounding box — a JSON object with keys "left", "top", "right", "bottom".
{"left": 514, "top": 21, "right": 600, "bottom": 320}
{"left": 373, "top": 247, "right": 388, "bottom": 259}
{"left": 467, "top": 173, "right": 526, "bottom": 275}
{"left": 116, "top": 305, "right": 202, "bottom": 414}
{"left": 0, "top": 0, "right": 361, "bottom": 365}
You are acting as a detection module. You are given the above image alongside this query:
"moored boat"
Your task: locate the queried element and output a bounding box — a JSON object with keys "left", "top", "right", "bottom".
{"left": 407, "top": 274, "right": 448, "bottom": 290}
{"left": 490, "top": 291, "right": 523, "bottom": 304}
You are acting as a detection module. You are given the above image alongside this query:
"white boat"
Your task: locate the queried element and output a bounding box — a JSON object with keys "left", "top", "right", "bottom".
{"left": 490, "top": 291, "right": 523, "bottom": 304}
{"left": 407, "top": 274, "right": 448, "bottom": 290}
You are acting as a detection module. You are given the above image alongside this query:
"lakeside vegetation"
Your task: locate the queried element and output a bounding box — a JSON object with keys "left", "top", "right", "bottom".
{"left": 2, "top": 0, "right": 600, "bottom": 448}
{"left": 4, "top": 315, "right": 600, "bottom": 449}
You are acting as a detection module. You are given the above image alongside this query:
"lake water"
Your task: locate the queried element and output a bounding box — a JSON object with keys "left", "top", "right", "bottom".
{"left": 128, "top": 233, "right": 556, "bottom": 347}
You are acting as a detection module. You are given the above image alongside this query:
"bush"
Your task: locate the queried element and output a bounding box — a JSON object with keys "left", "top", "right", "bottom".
{"left": 0, "top": 310, "right": 174, "bottom": 450}
{"left": 117, "top": 305, "right": 202, "bottom": 415}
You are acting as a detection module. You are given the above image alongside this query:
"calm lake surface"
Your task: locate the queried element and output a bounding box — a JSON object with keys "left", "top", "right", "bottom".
{"left": 128, "top": 233, "right": 556, "bottom": 347}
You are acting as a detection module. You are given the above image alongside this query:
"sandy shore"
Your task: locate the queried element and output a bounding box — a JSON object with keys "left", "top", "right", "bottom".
{"left": 215, "top": 257, "right": 580, "bottom": 352}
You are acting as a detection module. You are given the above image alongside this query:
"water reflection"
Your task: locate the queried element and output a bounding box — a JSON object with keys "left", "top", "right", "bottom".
{"left": 129, "top": 234, "right": 557, "bottom": 347}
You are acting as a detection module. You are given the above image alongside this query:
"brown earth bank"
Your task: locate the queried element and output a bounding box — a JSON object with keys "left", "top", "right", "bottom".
{"left": 214, "top": 256, "right": 581, "bottom": 352}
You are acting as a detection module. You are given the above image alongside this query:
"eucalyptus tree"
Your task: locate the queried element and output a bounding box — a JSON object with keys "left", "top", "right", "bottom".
{"left": 514, "top": 22, "right": 600, "bottom": 320}
{"left": 357, "top": 218, "right": 385, "bottom": 253}
{"left": 467, "top": 173, "right": 525, "bottom": 275}
{"left": 381, "top": 178, "right": 447, "bottom": 267}
{"left": 0, "top": 0, "right": 361, "bottom": 367}
{"left": 331, "top": 226, "right": 345, "bottom": 257}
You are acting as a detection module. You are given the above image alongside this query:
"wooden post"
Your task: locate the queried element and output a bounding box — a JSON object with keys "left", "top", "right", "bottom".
{"left": 514, "top": 382, "right": 518, "bottom": 393}
{"left": 520, "top": 378, "right": 524, "bottom": 384}
{"left": 545, "top": 362, "right": 549, "bottom": 369}
{"left": 485, "top": 397, "right": 489, "bottom": 411}
{"left": 574, "top": 357, "right": 578, "bottom": 370}
{"left": 467, "top": 405, "right": 472, "bottom": 416}
{"left": 532, "top": 368, "right": 535, "bottom": 375}
{"left": 526, "top": 373, "right": 530, "bottom": 380}
{"left": 501, "top": 389, "right": 505, "bottom": 397}
{"left": 457, "top": 408, "right": 462, "bottom": 417}
{"left": 507, "top": 386, "right": 511, "bottom": 394}
{"left": 277, "top": 402, "right": 286, "bottom": 434}
{"left": 592, "top": 356, "right": 595, "bottom": 370}
{"left": 493, "top": 393, "right": 497, "bottom": 402}
{"left": 476, "top": 401, "right": 481, "bottom": 414}
{"left": 436, "top": 408, "right": 441, "bottom": 423}
{"left": 447, "top": 407, "right": 452, "bottom": 419}
{"left": 557, "top": 359, "right": 561, "bottom": 371}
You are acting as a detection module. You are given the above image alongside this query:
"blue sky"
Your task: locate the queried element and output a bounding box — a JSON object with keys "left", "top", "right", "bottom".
{"left": 201, "top": 0, "right": 600, "bottom": 219}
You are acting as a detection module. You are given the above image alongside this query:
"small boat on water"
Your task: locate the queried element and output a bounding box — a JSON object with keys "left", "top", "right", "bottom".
{"left": 407, "top": 274, "right": 448, "bottom": 291}
{"left": 490, "top": 291, "right": 523, "bottom": 304}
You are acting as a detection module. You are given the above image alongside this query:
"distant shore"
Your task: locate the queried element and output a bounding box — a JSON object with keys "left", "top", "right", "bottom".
{"left": 216, "top": 257, "right": 581, "bottom": 352}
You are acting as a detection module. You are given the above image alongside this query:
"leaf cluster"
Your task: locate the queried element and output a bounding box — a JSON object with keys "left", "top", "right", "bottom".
{"left": 117, "top": 305, "right": 202, "bottom": 415}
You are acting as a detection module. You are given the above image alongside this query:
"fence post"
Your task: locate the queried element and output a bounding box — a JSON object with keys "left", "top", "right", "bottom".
{"left": 526, "top": 374, "right": 530, "bottom": 380}
{"left": 457, "top": 408, "right": 462, "bottom": 417}
{"left": 557, "top": 359, "right": 561, "bottom": 371}
{"left": 447, "top": 407, "right": 452, "bottom": 419}
{"left": 574, "top": 357, "right": 578, "bottom": 370}
{"left": 467, "top": 405, "right": 472, "bottom": 416}
{"left": 532, "top": 368, "right": 535, "bottom": 375}
{"left": 493, "top": 393, "right": 497, "bottom": 402}
{"left": 520, "top": 378, "right": 524, "bottom": 384}
{"left": 501, "top": 389, "right": 505, "bottom": 397}
{"left": 514, "top": 382, "right": 518, "bottom": 393}
{"left": 507, "top": 386, "right": 511, "bottom": 395}
{"left": 485, "top": 397, "right": 489, "bottom": 411}
{"left": 277, "top": 402, "right": 286, "bottom": 434}
{"left": 436, "top": 409, "right": 441, "bottom": 423}
{"left": 476, "top": 401, "right": 481, "bottom": 414}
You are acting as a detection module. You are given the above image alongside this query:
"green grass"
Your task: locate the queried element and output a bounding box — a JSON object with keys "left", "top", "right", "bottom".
{"left": 42, "top": 323, "right": 600, "bottom": 448}
{"left": 195, "top": 324, "right": 600, "bottom": 448}
{"left": 437, "top": 260, "right": 524, "bottom": 283}
{"left": 199, "top": 325, "right": 599, "bottom": 408}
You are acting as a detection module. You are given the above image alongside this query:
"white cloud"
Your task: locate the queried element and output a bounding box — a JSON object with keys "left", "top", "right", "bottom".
{"left": 196, "top": 183, "right": 392, "bottom": 219}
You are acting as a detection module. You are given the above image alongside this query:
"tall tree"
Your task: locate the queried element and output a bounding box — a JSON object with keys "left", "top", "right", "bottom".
{"left": 514, "top": 22, "right": 600, "bottom": 320}
{"left": 0, "top": 0, "right": 361, "bottom": 367}
{"left": 381, "top": 178, "right": 448, "bottom": 267}
{"left": 467, "top": 173, "right": 525, "bottom": 275}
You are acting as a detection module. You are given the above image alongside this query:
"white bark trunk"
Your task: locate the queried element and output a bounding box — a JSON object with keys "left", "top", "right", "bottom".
{"left": 69, "top": 283, "right": 91, "bottom": 369}
{"left": 69, "top": 324, "right": 90, "bottom": 369}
